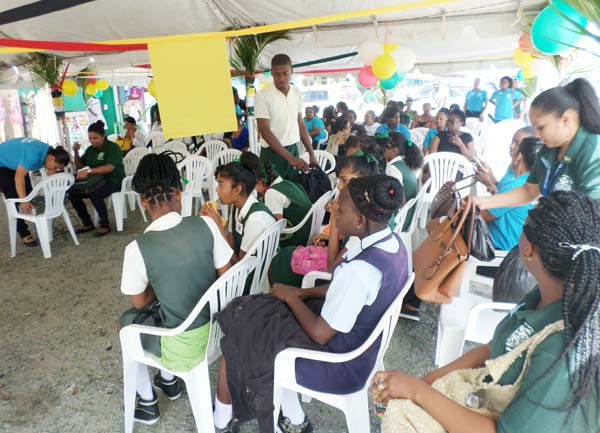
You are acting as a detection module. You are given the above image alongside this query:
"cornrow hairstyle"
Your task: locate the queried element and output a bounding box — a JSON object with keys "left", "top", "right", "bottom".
{"left": 262, "top": 160, "right": 278, "bottom": 187}
{"left": 87, "top": 120, "right": 106, "bottom": 136}
{"left": 518, "top": 137, "right": 543, "bottom": 170}
{"left": 388, "top": 132, "right": 424, "bottom": 170}
{"left": 47, "top": 146, "right": 70, "bottom": 166}
{"left": 522, "top": 191, "right": 600, "bottom": 409}
{"left": 531, "top": 78, "right": 600, "bottom": 134}
{"left": 347, "top": 174, "right": 403, "bottom": 224}
{"left": 214, "top": 151, "right": 260, "bottom": 197}
{"left": 132, "top": 153, "right": 182, "bottom": 207}
{"left": 271, "top": 53, "right": 292, "bottom": 68}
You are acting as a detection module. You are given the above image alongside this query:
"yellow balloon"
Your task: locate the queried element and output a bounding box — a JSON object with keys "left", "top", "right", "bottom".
{"left": 383, "top": 43, "right": 399, "bottom": 55}
{"left": 96, "top": 79, "right": 109, "bottom": 91}
{"left": 148, "top": 79, "right": 157, "bottom": 98}
{"left": 61, "top": 79, "right": 78, "bottom": 96}
{"left": 523, "top": 66, "right": 535, "bottom": 79}
{"left": 372, "top": 54, "right": 397, "bottom": 80}
{"left": 513, "top": 48, "right": 533, "bottom": 67}
{"left": 85, "top": 83, "right": 97, "bottom": 96}
{"left": 260, "top": 82, "right": 269, "bottom": 90}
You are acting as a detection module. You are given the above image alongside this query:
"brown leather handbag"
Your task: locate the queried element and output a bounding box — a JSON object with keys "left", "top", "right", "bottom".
{"left": 413, "top": 196, "right": 475, "bottom": 304}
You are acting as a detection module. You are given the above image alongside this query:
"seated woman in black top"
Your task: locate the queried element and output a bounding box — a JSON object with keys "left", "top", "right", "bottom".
{"left": 429, "top": 109, "right": 474, "bottom": 161}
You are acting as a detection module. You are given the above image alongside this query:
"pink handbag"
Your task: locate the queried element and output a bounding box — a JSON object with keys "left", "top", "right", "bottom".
{"left": 291, "top": 245, "right": 328, "bottom": 275}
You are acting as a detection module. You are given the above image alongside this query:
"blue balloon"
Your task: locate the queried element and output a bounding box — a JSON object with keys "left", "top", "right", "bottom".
{"left": 516, "top": 69, "right": 524, "bottom": 81}
{"left": 531, "top": 0, "right": 587, "bottom": 55}
{"left": 94, "top": 89, "right": 103, "bottom": 98}
{"left": 264, "top": 71, "right": 272, "bottom": 77}
{"left": 380, "top": 72, "right": 399, "bottom": 90}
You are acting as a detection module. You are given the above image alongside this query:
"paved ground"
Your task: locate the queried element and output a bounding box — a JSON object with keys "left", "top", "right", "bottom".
{"left": 0, "top": 202, "right": 442, "bottom": 433}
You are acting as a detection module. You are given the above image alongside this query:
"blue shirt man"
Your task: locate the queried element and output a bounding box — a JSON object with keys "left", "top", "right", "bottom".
{"left": 465, "top": 79, "right": 488, "bottom": 116}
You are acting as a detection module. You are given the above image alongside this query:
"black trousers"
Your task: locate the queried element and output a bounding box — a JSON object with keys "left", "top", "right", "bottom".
{"left": 69, "top": 181, "right": 120, "bottom": 228}
{"left": 0, "top": 167, "right": 33, "bottom": 237}
{"left": 465, "top": 110, "right": 482, "bottom": 118}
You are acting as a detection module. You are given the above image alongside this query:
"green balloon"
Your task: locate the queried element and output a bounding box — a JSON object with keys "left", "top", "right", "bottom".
{"left": 531, "top": 0, "right": 587, "bottom": 55}
{"left": 380, "top": 72, "right": 399, "bottom": 90}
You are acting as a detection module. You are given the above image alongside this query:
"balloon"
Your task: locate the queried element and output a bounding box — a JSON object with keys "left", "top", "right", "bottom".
{"left": 516, "top": 69, "right": 524, "bottom": 81}
{"left": 87, "top": 77, "right": 96, "bottom": 85}
{"left": 147, "top": 78, "right": 157, "bottom": 98}
{"left": 358, "top": 65, "right": 378, "bottom": 88}
{"left": 96, "top": 79, "right": 109, "bottom": 91}
{"left": 513, "top": 48, "right": 533, "bottom": 67}
{"left": 380, "top": 72, "right": 400, "bottom": 90}
{"left": 518, "top": 33, "right": 536, "bottom": 53}
{"left": 522, "top": 67, "right": 535, "bottom": 79}
{"left": 94, "top": 89, "right": 103, "bottom": 98}
{"left": 358, "top": 40, "right": 384, "bottom": 65}
{"left": 391, "top": 46, "right": 416, "bottom": 72}
{"left": 531, "top": 0, "right": 587, "bottom": 55}
{"left": 85, "top": 83, "right": 97, "bottom": 95}
{"left": 372, "top": 54, "right": 396, "bottom": 79}
{"left": 397, "top": 71, "right": 407, "bottom": 82}
{"left": 382, "top": 43, "right": 399, "bottom": 54}
{"left": 61, "top": 79, "right": 78, "bottom": 96}
{"left": 263, "top": 71, "right": 271, "bottom": 77}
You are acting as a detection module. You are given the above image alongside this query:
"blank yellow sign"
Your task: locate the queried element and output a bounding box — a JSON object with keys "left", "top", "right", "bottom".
{"left": 148, "top": 37, "right": 237, "bottom": 139}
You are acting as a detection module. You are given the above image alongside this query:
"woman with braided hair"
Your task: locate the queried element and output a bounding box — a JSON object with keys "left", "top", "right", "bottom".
{"left": 372, "top": 190, "right": 600, "bottom": 433}
{"left": 213, "top": 174, "right": 407, "bottom": 433}
{"left": 119, "top": 153, "right": 233, "bottom": 426}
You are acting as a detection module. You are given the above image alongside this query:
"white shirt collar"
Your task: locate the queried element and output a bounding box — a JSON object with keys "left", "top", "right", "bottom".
{"left": 271, "top": 176, "right": 284, "bottom": 186}
{"left": 344, "top": 227, "right": 393, "bottom": 261}
{"left": 389, "top": 155, "right": 404, "bottom": 165}
{"left": 144, "top": 211, "right": 182, "bottom": 233}
{"left": 238, "top": 194, "right": 259, "bottom": 220}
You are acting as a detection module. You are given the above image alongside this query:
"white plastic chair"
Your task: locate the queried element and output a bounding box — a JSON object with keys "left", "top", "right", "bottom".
{"left": 397, "top": 178, "right": 431, "bottom": 273}
{"left": 125, "top": 147, "right": 150, "bottom": 161}
{"left": 180, "top": 156, "right": 213, "bottom": 217}
{"left": 108, "top": 133, "right": 119, "bottom": 143}
{"left": 462, "top": 302, "right": 516, "bottom": 350}
{"left": 478, "top": 119, "right": 525, "bottom": 181}
{"left": 194, "top": 140, "right": 227, "bottom": 161}
{"left": 418, "top": 152, "right": 473, "bottom": 229}
{"left": 435, "top": 251, "right": 508, "bottom": 366}
{"left": 393, "top": 197, "right": 416, "bottom": 237}
{"left": 211, "top": 149, "right": 242, "bottom": 169}
{"left": 300, "top": 150, "right": 336, "bottom": 174}
{"left": 4, "top": 173, "right": 79, "bottom": 259}
{"left": 316, "top": 129, "right": 329, "bottom": 150}
{"left": 465, "top": 118, "right": 483, "bottom": 136}
{"left": 158, "top": 140, "right": 190, "bottom": 160}
{"left": 244, "top": 219, "right": 287, "bottom": 295}
{"left": 410, "top": 127, "right": 429, "bottom": 148}
{"left": 282, "top": 191, "right": 333, "bottom": 246}
{"left": 273, "top": 273, "right": 415, "bottom": 433}
{"left": 120, "top": 257, "right": 257, "bottom": 433}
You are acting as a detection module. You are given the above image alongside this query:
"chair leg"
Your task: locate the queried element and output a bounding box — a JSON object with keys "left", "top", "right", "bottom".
{"left": 35, "top": 219, "right": 52, "bottom": 259}
{"left": 63, "top": 210, "right": 80, "bottom": 246}
{"left": 113, "top": 194, "right": 124, "bottom": 232}
{"left": 272, "top": 383, "right": 283, "bottom": 433}
{"left": 342, "top": 391, "right": 371, "bottom": 433}
{"left": 127, "top": 194, "right": 136, "bottom": 212}
{"left": 137, "top": 195, "right": 148, "bottom": 223}
{"left": 184, "top": 367, "right": 216, "bottom": 433}
{"left": 122, "top": 359, "right": 138, "bottom": 433}
{"left": 181, "top": 194, "right": 192, "bottom": 217}
{"left": 47, "top": 219, "right": 54, "bottom": 242}
{"left": 8, "top": 216, "right": 17, "bottom": 257}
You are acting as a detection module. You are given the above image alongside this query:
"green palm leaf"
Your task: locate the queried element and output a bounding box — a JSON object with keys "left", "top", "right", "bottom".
{"left": 28, "top": 53, "right": 64, "bottom": 89}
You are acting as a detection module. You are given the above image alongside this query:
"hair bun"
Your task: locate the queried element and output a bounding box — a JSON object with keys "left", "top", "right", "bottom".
{"left": 95, "top": 120, "right": 105, "bottom": 128}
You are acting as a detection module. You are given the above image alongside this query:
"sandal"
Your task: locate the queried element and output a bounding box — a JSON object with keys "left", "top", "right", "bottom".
{"left": 75, "top": 225, "right": 95, "bottom": 234}
{"left": 22, "top": 235, "right": 39, "bottom": 247}
{"left": 94, "top": 227, "right": 111, "bottom": 237}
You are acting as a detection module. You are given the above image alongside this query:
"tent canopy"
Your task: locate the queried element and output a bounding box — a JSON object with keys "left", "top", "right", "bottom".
{"left": 0, "top": 0, "right": 545, "bottom": 78}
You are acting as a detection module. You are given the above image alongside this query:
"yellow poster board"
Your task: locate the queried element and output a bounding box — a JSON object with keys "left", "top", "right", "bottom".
{"left": 148, "top": 37, "right": 237, "bottom": 139}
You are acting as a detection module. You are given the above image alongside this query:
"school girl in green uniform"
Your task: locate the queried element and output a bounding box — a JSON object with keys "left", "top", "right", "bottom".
{"left": 475, "top": 78, "right": 600, "bottom": 210}
{"left": 119, "top": 153, "right": 233, "bottom": 425}
{"left": 372, "top": 191, "right": 600, "bottom": 433}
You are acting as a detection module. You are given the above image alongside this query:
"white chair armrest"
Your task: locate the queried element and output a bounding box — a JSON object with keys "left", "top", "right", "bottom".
{"left": 282, "top": 212, "right": 312, "bottom": 235}
{"left": 121, "top": 175, "right": 134, "bottom": 191}
{"left": 5, "top": 180, "right": 47, "bottom": 204}
{"left": 301, "top": 271, "right": 332, "bottom": 289}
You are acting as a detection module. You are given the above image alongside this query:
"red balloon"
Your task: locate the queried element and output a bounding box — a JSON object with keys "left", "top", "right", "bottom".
{"left": 519, "top": 33, "right": 536, "bottom": 54}
{"left": 358, "top": 65, "right": 378, "bottom": 88}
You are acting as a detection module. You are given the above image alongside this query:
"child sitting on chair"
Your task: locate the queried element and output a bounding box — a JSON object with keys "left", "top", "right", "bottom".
{"left": 119, "top": 153, "right": 233, "bottom": 425}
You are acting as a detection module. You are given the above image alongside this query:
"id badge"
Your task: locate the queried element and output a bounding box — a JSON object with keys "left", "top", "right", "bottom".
{"left": 235, "top": 219, "right": 244, "bottom": 235}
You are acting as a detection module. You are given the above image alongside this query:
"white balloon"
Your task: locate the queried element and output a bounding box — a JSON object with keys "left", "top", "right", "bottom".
{"left": 531, "top": 58, "right": 559, "bottom": 90}
{"left": 392, "top": 46, "right": 416, "bottom": 72}
{"left": 358, "top": 40, "right": 384, "bottom": 65}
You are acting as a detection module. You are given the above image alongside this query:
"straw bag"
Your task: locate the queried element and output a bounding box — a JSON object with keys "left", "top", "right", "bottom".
{"left": 413, "top": 196, "right": 474, "bottom": 304}
{"left": 381, "top": 320, "right": 564, "bottom": 433}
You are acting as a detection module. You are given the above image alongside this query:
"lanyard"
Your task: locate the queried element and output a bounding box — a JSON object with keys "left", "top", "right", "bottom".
{"left": 541, "top": 161, "right": 564, "bottom": 197}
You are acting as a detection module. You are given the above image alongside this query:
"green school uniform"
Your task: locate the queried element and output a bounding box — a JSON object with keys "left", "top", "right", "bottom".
{"left": 81, "top": 138, "right": 125, "bottom": 187}
{"left": 391, "top": 158, "right": 419, "bottom": 231}
{"left": 527, "top": 128, "right": 600, "bottom": 200}
{"left": 259, "top": 144, "right": 300, "bottom": 182}
{"left": 491, "top": 287, "right": 598, "bottom": 433}
{"left": 270, "top": 179, "right": 313, "bottom": 247}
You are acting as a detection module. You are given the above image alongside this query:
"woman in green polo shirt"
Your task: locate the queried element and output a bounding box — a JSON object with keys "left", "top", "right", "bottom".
{"left": 371, "top": 190, "right": 600, "bottom": 433}
{"left": 70, "top": 120, "right": 125, "bottom": 236}
{"left": 474, "top": 78, "right": 600, "bottom": 211}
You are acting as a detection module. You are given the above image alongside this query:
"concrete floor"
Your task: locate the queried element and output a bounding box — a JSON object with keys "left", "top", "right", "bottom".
{"left": 0, "top": 202, "right": 442, "bottom": 433}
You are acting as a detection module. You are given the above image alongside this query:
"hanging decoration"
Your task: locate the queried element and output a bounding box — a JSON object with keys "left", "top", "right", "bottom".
{"left": 358, "top": 65, "right": 378, "bottom": 88}
{"left": 531, "top": 0, "right": 587, "bottom": 55}
{"left": 147, "top": 78, "right": 157, "bottom": 98}
{"left": 61, "top": 78, "right": 78, "bottom": 96}
{"left": 96, "top": 79, "right": 109, "bottom": 91}
{"left": 355, "top": 36, "right": 413, "bottom": 90}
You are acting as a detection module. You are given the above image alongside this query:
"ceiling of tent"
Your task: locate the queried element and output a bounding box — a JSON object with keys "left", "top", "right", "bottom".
{"left": 0, "top": 0, "right": 546, "bottom": 80}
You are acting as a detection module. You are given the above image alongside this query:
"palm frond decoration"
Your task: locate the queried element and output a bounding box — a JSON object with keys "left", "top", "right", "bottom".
{"left": 566, "top": 0, "right": 600, "bottom": 24}
{"left": 230, "top": 30, "right": 292, "bottom": 88}
{"left": 28, "top": 53, "right": 64, "bottom": 90}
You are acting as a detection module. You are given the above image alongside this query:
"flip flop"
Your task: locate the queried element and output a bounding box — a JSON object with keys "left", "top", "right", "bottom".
{"left": 94, "top": 228, "right": 111, "bottom": 237}
{"left": 22, "top": 236, "right": 39, "bottom": 247}
{"left": 75, "top": 225, "right": 95, "bottom": 234}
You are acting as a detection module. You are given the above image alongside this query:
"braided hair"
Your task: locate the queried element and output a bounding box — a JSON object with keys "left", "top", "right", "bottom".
{"left": 388, "top": 132, "right": 424, "bottom": 170}
{"left": 523, "top": 190, "right": 600, "bottom": 407}
{"left": 132, "top": 153, "right": 182, "bottom": 207}
{"left": 215, "top": 151, "right": 260, "bottom": 197}
{"left": 347, "top": 174, "right": 403, "bottom": 224}
{"left": 261, "top": 160, "right": 278, "bottom": 187}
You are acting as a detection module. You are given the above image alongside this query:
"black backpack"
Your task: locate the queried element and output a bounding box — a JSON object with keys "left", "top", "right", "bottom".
{"left": 298, "top": 164, "right": 332, "bottom": 203}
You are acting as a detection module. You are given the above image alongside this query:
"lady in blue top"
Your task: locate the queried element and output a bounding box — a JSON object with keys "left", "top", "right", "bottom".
{"left": 0, "top": 138, "right": 69, "bottom": 246}
{"left": 489, "top": 76, "right": 523, "bottom": 122}
{"left": 376, "top": 106, "right": 411, "bottom": 142}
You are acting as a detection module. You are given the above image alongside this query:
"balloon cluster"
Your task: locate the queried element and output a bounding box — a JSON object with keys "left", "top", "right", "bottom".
{"left": 357, "top": 40, "right": 415, "bottom": 90}
{"left": 84, "top": 78, "right": 109, "bottom": 98}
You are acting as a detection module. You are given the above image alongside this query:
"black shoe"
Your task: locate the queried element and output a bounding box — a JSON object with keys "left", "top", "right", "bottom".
{"left": 134, "top": 391, "right": 160, "bottom": 425}
{"left": 277, "top": 412, "right": 313, "bottom": 433}
{"left": 399, "top": 304, "right": 421, "bottom": 322}
{"left": 94, "top": 227, "right": 111, "bottom": 237}
{"left": 215, "top": 418, "right": 239, "bottom": 433}
{"left": 153, "top": 372, "right": 181, "bottom": 400}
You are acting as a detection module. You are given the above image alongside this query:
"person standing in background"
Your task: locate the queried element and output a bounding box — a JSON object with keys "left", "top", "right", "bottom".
{"left": 464, "top": 78, "right": 488, "bottom": 119}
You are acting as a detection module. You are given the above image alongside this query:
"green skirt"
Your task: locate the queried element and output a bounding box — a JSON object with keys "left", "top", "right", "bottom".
{"left": 270, "top": 245, "right": 304, "bottom": 287}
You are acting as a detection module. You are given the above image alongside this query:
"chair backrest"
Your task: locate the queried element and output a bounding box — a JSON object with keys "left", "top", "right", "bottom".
{"left": 107, "top": 133, "right": 119, "bottom": 142}
{"left": 126, "top": 147, "right": 150, "bottom": 161}
{"left": 478, "top": 119, "right": 525, "bottom": 180}
{"left": 422, "top": 152, "right": 473, "bottom": 199}
{"left": 393, "top": 197, "right": 416, "bottom": 234}
{"left": 158, "top": 140, "right": 189, "bottom": 159}
{"left": 40, "top": 173, "right": 75, "bottom": 218}
{"left": 212, "top": 149, "right": 242, "bottom": 169}
{"left": 183, "top": 156, "right": 213, "bottom": 194}
{"left": 300, "top": 150, "right": 336, "bottom": 174}
{"left": 123, "top": 151, "right": 149, "bottom": 176}
{"left": 195, "top": 140, "right": 228, "bottom": 161}
{"left": 305, "top": 191, "right": 334, "bottom": 245}
{"left": 244, "top": 219, "right": 287, "bottom": 295}
{"left": 465, "top": 118, "right": 483, "bottom": 136}
{"left": 463, "top": 302, "right": 516, "bottom": 345}
{"left": 410, "top": 127, "right": 429, "bottom": 148}
{"left": 406, "top": 178, "right": 431, "bottom": 236}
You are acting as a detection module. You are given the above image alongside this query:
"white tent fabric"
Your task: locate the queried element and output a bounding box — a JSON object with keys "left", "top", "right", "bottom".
{"left": 0, "top": 0, "right": 544, "bottom": 76}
